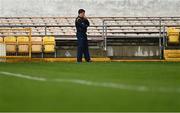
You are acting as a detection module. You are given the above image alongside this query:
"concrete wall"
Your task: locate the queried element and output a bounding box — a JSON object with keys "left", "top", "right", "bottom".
{"left": 107, "top": 46, "right": 160, "bottom": 57}
{"left": 0, "top": 0, "right": 180, "bottom": 17}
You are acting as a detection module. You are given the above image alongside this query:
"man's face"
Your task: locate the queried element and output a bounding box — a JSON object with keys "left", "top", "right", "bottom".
{"left": 79, "top": 12, "right": 85, "bottom": 18}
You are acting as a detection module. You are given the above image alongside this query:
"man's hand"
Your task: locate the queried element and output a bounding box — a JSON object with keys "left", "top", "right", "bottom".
{"left": 84, "top": 15, "right": 87, "bottom": 20}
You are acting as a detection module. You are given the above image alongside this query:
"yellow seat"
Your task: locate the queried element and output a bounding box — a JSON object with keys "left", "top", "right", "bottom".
{"left": 0, "top": 37, "right": 3, "bottom": 43}
{"left": 4, "top": 36, "right": 16, "bottom": 43}
{"left": 32, "top": 45, "right": 42, "bottom": 53}
{"left": 32, "top": 37, "right": 42, "bottom": 44}
{"left": 43, "top": 36, "right": 55, "bottom": 45}
{"left": 4, "top": 36, "right": 16, "bottom": 53}
{"left": 18, "top": 45, "right": 29, "bottom": 53}
{"left": 44, "top": 45, "right": 55, "bottom": 53}
{"left": 167, "top": 28, "right": 180, "bottom": 44}
{"left": 43, "top": 36, "right": 55, "bottom": 53}
{"left": 31, "top": 37, "right": 42, "bottom": 53}
{"left": 17, "top": 37, "right": 29, "bottom": 53}
{"left": 17, "top": 36, "right": 29, "bottom": 44}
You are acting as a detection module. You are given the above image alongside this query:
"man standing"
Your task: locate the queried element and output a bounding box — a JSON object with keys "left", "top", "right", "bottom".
{"left": 75, "top": 9, "right": 91, "bottom": 62}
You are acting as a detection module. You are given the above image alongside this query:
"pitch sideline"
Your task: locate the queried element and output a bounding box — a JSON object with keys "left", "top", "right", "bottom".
{"left": 0, "top": 71, "right": 179, "bottom": 93}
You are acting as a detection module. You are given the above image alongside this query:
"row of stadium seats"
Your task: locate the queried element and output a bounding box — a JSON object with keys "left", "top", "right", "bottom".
{"left": 0, "top": 27, "right": 162, "bottom": 37}
{"left": 0, "top": 36, "right": 55, "bottom": 53}
{"left": 167, "top": 27, "right": 180, "bottom": 44}
{"left": 1, "top": 17, "right": 180, "bottom": 26}
{"left": 1, "top": 17, "right": 180, "bottom": 38}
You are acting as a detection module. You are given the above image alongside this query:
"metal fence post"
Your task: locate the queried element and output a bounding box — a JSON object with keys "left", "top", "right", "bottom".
{"left": 102, "top": 20, "right": 106, "bottom": 50}
{"left": 104, "top": 25, "right": 107, "bottom": 51}
{"left": 163, "top": 25, "right": 166, "bottom": 48}
{"left": 159, "top": 18, "right": 162, "bottom": 59}
{"left": 45, "top": 24, "right": 47, "bottom": 35}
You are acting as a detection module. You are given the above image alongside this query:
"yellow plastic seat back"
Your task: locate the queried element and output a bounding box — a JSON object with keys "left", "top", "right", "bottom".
{"left": 32, "top": 45, "right": 42, "bottom": 53}
{"left": 4, "top": 36, "right": 16, "bottom": 44}
{"left": 44, "top": 45, "right": 55, "bottom": 53}
{"left": 31, "top": 37, "right": 42, "bottom": 44}
{"left": 6, "top": 45, "right": 16, "bottom": 53}
{"left": 167, "top": 28, "right": 180, "bottom": 44}
{"left": 31, "top": 37, "right": 43, "bottom": 53}
{"left": 17, "top": 37, "right": 29, "bottom": 53}
{"left": 43, "top": 36, "right": 55, "bottom": 53}
{"left": 17, "top": 37, "right": 29, "bottom": 44}
{"left": 0, "top": 37, "right": 3, "bottom": 43}
{"left": 43, "top": 36, "right": 55, "bottom": 45}
{"left": 4, "top": 36, "right": 16, "bottom": 53}
{"left": 18, "top": 45, "right": 29, "bottom": 53}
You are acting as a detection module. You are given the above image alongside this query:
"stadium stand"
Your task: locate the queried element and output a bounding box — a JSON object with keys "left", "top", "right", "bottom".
{"left": 0, "top": 17, "right": 180, "bottom": 38}
{"left": 0, "top": 17, "right": 180, "bottom": 61}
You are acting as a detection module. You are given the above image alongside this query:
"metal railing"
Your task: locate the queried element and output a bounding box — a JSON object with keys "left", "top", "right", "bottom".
{"left": 102, "top": 18, "right": 180, "bottom": 59}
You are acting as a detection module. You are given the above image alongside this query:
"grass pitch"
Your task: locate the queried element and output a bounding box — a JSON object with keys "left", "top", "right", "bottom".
{"left": 0, "top": 62, "right": 180, "bottom": 112}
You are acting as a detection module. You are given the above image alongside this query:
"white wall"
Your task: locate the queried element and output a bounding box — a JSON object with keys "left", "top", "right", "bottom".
{"left": 0, "top": 0, "right": 180, "bottom": 17}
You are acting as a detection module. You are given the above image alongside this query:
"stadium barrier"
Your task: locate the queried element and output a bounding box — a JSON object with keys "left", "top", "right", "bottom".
{"left": 103, "top": 18, "right": 164, "bottom": 59}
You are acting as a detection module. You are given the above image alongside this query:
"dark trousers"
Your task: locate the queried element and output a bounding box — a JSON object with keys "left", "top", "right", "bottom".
{"left": 76, "top": 32, "right": 90, "bottom": 62}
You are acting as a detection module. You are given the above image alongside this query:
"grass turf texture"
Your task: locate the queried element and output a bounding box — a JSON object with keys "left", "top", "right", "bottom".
{"left": 0, "top": 62, "right": 180, "bottom": 112}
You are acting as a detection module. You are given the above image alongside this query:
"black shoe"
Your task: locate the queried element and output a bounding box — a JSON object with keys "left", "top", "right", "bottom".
{"left": 86, "top": 60, "right": 92, "bottom": 62}
{"left": 77, "top": 60, "right": 82, "bottom": 63}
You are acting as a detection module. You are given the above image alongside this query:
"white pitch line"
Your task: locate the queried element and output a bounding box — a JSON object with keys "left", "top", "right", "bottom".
{"left": 0, "top": 71, "right": 180, "bottom": 93}
{"left": 54, "top": 79, "right": 148, "bottom": 92}
{"left": 0, "top": 71, "right": 47, "bottom": 82}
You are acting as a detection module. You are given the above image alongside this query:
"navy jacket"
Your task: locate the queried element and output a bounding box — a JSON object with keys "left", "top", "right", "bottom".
{"left": 75, "top": 16, "right": 90, "bottom": 34}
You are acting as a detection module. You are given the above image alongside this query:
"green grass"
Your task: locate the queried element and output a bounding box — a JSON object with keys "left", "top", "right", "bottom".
{"left": 0, "top": 62, "right": 180, "bottom": 112}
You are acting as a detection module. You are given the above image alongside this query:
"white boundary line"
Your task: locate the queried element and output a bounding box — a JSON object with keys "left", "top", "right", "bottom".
{"left": 0, "top": 71, "right": 180, "bottom": 93}
{"left": 0, "top": 71, "right": 47, "bottom": 81}
{"left": 54, "top": 79, "right": 148, "bottom": 92}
